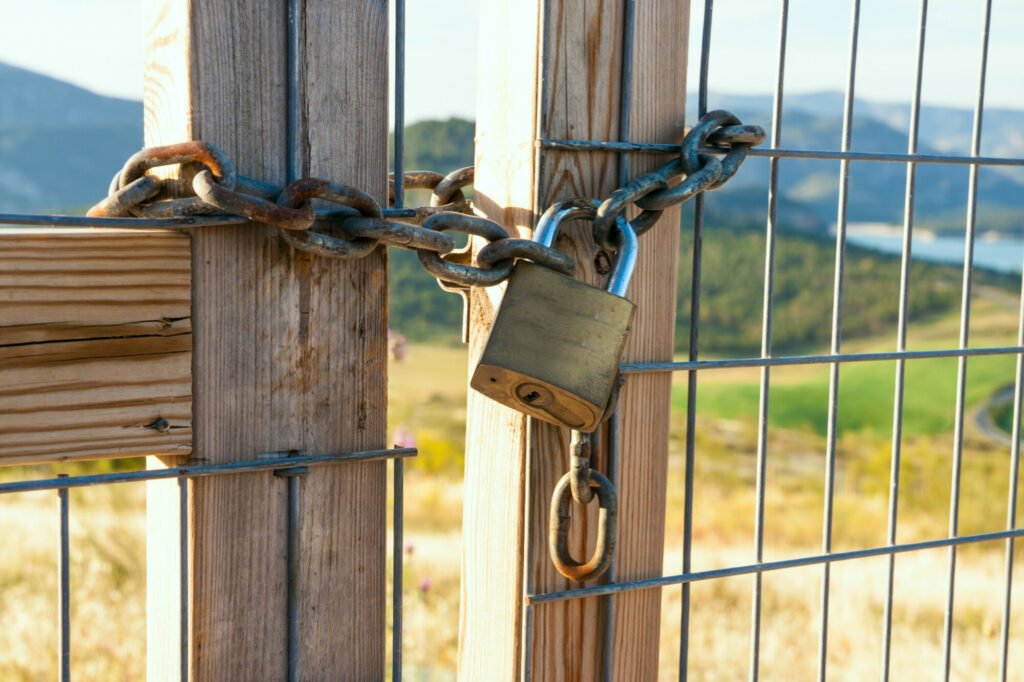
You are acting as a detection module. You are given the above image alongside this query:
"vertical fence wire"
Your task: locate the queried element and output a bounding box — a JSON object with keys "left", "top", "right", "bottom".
{"left": 178, "top": 477, "right": 189, "bottom": 682}
{"left": 392, "top": 1, "right": 406, "bottom": 679}
{"left": 999, "top": 257, "right": 1024, "bottom": 681}
{"left": 602, "top": 2, "right": 637, "bottom": 676}
{"left": 287, "top": 0, "right": 302, "bottom": 183}
{"left": 393, "top": 459, "right": 404, "bottom": 682}
{"left": 393, "top": 0, "right": 406, "bottom": 211}
{"left": 602, "top": 415, "right": 620, "bottom": 681}
{"left": 285, "top": 6, "right": 303, "bottom": 677}
{"left": 521, "top": 419, "right": 537, "bottom": 682}
{"left": 678, "top": 1, "right": 714, "bottom": 678}
{"left": 881, "top": 2, "right": 928, "bottom": 679}
{"left": 817, "top": 2, "right": 861, "bottom": 679}
{"left": 941, "top": 2, "right": 993, "bottom": 678}
{"left": 283, "top": 466, "right": 302, "bottom": 682}
{"left": 749, "top": 2, "right": 789, "bottom": 680}
{"left": 57, "top": 474, "right": 70, "bottom": 682}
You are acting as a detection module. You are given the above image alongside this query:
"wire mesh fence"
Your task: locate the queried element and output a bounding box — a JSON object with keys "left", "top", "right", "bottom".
{"left": 1, "top": 0, "right": 1022, "bottom": 680}
{"left": 524, "top": 0, "right": 1024, "bottom": 680}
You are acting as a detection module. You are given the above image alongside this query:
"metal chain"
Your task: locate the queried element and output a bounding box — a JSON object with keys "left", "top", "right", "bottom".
{"left": 87, "top": 110, "right": 764, "bottom": 290}
{"left": 84, "top": 112, "right": 763, "bottom": 586}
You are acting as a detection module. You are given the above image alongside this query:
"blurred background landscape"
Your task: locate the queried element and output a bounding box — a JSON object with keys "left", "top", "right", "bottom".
{"left": 2, "top": 57, "right": 1023, "bottom": 680}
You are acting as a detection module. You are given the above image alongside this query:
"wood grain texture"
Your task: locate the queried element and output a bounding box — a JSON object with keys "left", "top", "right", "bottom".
{"left": 458, "top": 1, "right": 543, "bottom": 679}
{"left": 463, "top": 1, "right": 687, "bottom": 680}
{"left": 144, "top": 1, "right": 388, "bottom": 679}
{"left": 610, "top": 3, "right": 688, "bottom": 679}
{"left": 0, "top": 231, "right": 191, "bottom": 465}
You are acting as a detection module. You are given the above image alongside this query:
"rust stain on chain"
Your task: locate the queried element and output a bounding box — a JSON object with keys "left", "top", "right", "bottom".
{"left": 84, "top": 114, "right": 762, "bottom": 289}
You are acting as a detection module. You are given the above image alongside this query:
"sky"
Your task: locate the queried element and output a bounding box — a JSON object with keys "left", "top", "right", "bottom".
{"left": 0, "top": 0, "right": 1020, "bottom": 121}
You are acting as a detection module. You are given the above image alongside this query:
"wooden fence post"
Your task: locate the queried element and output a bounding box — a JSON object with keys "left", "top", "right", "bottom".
{"left": 461, "top": 1, "right": 689, "bottom": 679}
{"left": 145, "top": 1, "right": 389, "bottom": 679}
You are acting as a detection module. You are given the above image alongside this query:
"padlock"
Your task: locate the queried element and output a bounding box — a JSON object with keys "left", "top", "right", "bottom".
{"left": 470, "top": 199, "right": 638, "bottom": 432}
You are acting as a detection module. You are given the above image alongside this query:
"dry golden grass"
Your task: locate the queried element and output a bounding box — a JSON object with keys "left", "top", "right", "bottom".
{"left": 0, "top": 482, "right": 145, "bottom": 681}
{"left": 1, "top": 331, "right": 1022, "bottom": 679}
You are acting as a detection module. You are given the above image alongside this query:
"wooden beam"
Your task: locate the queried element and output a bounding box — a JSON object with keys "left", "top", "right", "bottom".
{"left": 462, "top": 0, "right": 688, "bottom": 679}
{"left": 145, "top": 1, "right": 388, "bottom": 679}
{"left": 0, "top": 230, "right": 191, "bottom": 465}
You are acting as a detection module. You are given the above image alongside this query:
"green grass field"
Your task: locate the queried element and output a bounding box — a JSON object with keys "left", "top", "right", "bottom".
{"left": 672, "top": 298, "right": 1022, "bottom": 439}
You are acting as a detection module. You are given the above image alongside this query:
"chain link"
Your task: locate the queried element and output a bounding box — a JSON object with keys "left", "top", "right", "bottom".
{"left": 84, "top": 112, "right": 763, "bottom": 585}
{"left": 550, "top": 429, "right": 618, "bottom": 582}
{"left": 87, "top": 110, "right": 763, "bottom": 289}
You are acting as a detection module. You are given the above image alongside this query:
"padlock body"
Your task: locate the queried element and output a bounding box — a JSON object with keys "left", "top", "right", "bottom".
{"left": 471, "top": 261, "right": 635, "bottom": 432}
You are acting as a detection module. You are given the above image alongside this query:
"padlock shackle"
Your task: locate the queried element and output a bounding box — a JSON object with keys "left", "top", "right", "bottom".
{"left": 534, "top": 199, "right": 638, "bottom": 298}
{"left": 534, "top": 199, "right": 599, "bottom": 249}
{"left": 607, "top": 219, "right": 637, "bottom": 298}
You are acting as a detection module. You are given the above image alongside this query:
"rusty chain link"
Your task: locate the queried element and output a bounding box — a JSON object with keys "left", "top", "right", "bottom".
{"left": 85, "top": 111, "right": 763, "bottom": 585}
{"left": 88, "top": 110, "right": 763, "bottom": 290}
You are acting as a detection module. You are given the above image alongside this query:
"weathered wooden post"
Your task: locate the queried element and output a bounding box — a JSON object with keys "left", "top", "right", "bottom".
{"left": 462, "top": 0, "right": 689, "bottom": 679}
{"left": 145, "top": 1, "right": 389, "bottom": 679}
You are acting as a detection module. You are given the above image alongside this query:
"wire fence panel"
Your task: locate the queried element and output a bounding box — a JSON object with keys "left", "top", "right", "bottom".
{"left": 525, "top": 0, "right": 1024, "bottom": 680}
{"left": 1, "top": 0, "right": 1022, "bottom": 679}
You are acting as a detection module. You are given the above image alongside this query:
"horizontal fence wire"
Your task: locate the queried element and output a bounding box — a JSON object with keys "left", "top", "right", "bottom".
{"left": 539, "top": 140, "right": 1024, "bottom": 166}
{"left": 526, "top": 528, "right": 1024, "bottom": 605}
{"left": 0, "top": 448, "right": 416, "bottom": 495}
{"left": 620, "top": 345, "right": 1024, "bottom": 374}
{"left": 0, "top": 207, "right": 428, "bottom": 230}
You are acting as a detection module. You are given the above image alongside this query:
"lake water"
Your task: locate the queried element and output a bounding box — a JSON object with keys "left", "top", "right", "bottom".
{"left": 844, "top": 228, "right": 1024, "bottom": 275}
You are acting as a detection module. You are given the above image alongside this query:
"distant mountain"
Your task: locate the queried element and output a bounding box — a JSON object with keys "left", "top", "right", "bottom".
{"left": 0, "top": 62, "right": 139, "bottom": 127}
{"left": 3, "top": 63, "right": 1020, "bottom": 349}
{"left": 692, "top": 91, "right": 1024, "bottom": 228}
{"left": 0, "top": 62, "right": 142, "bottom": 212}
{"left": 390, "top": 118, "right": 475, "bottom": 173}
{"left": 694, "top": 91, "right": 1024, "bottom": 159}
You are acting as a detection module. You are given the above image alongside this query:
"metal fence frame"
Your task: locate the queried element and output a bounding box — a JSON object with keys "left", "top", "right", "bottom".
{"left": 526, "top": 0, "right": 1024, "bottom": 680}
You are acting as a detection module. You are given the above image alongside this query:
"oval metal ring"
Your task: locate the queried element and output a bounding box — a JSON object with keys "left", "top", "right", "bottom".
{"left": 474, "top": 238, "right": 576, "bottom": 277}
{"left": 593, "top": 161, "right": 678, "bottom": 248}
{"left": 634, "top": 154, "right": 722, "bottom": 212}
{"left": 87, "top": 175, "right": 161, "bottom": 218}
{"left": 388, "top": 170, "right": 467, "bottom": 207}
{"left": 549, "top": 469, "right": 617, "bottom": 582}
{"left": 274, "top": 178, "right": 382, "bottom": 259}
{"left": 681, "top": 109, "right": 740, "bottom": 176}
{"left": 430, "top": 166, "right": 474, "bottom": 206}
{"left": 417, "top": 212, "right": 513, "bottom": 287}
{"left": 117, "top": 141, "right": 237, "bottom": 218}
{"left": 195, "top": 170, "right": 314, "bottom": 231}
{"left": 341, "top": 216, "right": 456, "bottom": 254}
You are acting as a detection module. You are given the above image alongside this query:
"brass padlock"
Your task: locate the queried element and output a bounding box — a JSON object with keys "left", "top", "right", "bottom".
{"left": 470, "top": 200, "right": 638, "bottom": 432}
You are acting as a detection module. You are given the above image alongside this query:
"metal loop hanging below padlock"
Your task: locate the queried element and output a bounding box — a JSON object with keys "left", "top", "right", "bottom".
{"left": 549, "top": 461, "right": 617, "bottom": 582}
{"left": 569, "top": 430, "right": 595, "bottom": 505}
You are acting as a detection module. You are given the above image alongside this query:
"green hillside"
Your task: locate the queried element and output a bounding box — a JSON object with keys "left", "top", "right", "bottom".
{"left": 388, "top": 117, "right": 1018, "bottom": 351}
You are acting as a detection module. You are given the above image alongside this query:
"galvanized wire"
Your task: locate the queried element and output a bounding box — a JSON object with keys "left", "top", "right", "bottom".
{"left": 882, "top": 2, "right": 929, "bottom": 680}
{"left": 527, "top": 2, "right": 1024, "bottom": 682}
{"left": 750, "top": 1, "right": 788, "bottom": 679}
{"left": 817, "top": 4, "right": 861, "bottom": 679}
{"left": 679, "top": 2, "right": 716, "bottom": 678}
{"left": 57, "top": 475, "right": 70, "bottom": 682}
{"left": 942, "top": 3, "right": 994, "bottom": 679}
{"left": 526, "top": 528, "right": 1024, "bottom": 605}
